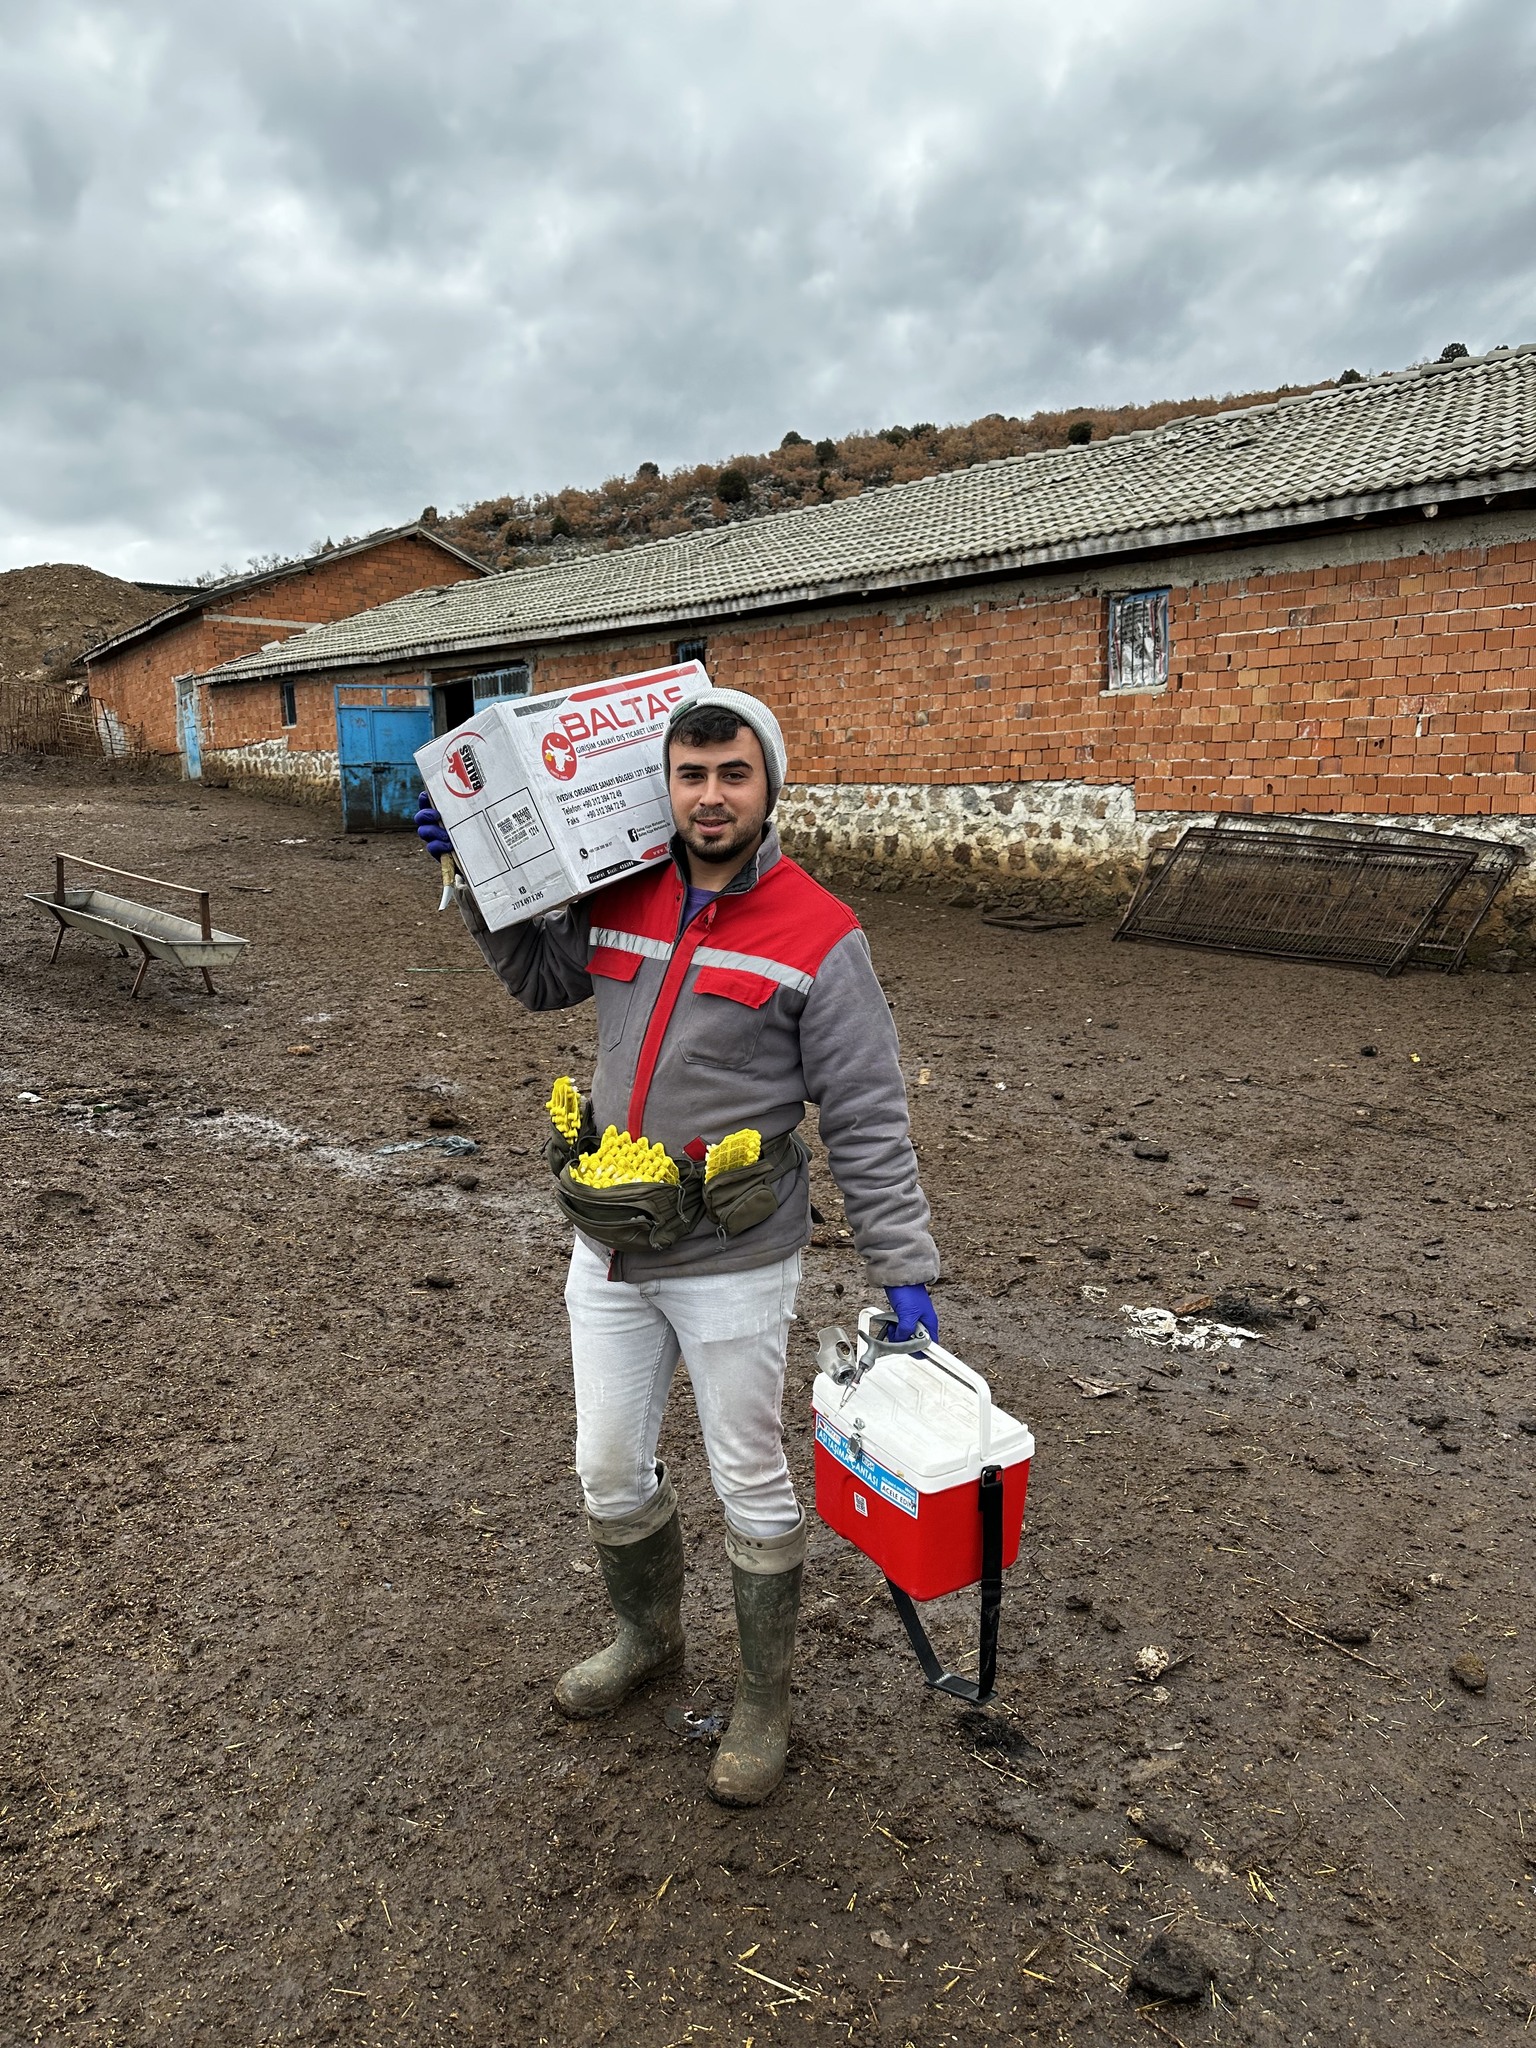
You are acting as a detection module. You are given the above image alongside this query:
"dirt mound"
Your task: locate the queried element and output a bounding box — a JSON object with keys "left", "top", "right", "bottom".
{"left": 0, "top": 562, "right": 177, "bottom": 686}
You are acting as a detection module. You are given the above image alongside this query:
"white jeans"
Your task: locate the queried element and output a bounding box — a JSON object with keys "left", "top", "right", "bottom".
{"left": 564, "top": 1234, "right": 803, "bottom": 1540}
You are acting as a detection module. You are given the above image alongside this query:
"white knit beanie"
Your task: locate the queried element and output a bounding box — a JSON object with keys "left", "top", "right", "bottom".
{"left": 666, "top": 685, "right": 789, "bottom": 810}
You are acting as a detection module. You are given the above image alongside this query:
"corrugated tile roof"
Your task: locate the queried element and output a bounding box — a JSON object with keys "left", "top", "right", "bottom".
{"left": 208, "top": 345, "right": 1536, "bottom": 683}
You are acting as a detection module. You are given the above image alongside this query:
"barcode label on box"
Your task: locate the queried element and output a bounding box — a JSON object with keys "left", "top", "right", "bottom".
{"left": 491, "top": 793, "right": 550, "bottom": 856}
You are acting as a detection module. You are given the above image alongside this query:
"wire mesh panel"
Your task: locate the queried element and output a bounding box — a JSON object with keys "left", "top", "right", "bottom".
{"left": 1114, "top": 824, "right": 1479, "bottom": 975}
{"left": 1412, "top": 846, "right": 1522, "bottom": 969}
{"left": 1229, "top": 816, "right": 1524, "bottom": 971}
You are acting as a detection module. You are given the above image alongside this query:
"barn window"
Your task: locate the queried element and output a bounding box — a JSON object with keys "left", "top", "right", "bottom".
{"left": 279, "top": 680, "right": 297, "bottom": 726}
{"left": 1106, "top": 590, "right": 1170, "bottom": 693}
{"left": 673, "top": 638, "right": 708, "bottom": 668}
{"left": 470, "top": 663, "right": 531, "bottom": 707}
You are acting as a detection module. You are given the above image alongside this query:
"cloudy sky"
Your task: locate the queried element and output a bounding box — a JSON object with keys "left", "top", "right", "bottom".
{"left": 2, "top": 0, "right": 1532, "bottom": 580}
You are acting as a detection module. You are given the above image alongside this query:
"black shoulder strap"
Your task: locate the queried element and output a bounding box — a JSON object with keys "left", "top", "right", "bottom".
{"left": 884, "top": 1464, "right": 1004, "bottom": 1706}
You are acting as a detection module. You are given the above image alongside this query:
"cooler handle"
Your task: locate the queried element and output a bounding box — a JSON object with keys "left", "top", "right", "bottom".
{"left": 858, "top": 1307, "right": 992, "bottom": 1465}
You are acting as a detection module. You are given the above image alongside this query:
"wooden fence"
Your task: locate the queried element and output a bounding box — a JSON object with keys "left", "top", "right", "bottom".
{"left": 0, "top": 680, "right": 147, "bottom": 760}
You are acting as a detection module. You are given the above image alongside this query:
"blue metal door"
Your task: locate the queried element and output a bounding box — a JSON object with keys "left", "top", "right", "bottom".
{"left": 335, "top": 686, "right": 432, "bottom": 829}
{"left": 176, "top": 675, "right": 202, "bottom": 779}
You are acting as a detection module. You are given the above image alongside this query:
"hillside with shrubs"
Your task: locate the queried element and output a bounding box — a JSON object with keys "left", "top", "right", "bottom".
{"left": 437, "top": 379, "right": 1334, "bottom": 572}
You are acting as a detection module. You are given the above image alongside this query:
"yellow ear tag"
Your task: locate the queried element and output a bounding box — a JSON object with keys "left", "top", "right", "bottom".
{"left": 546, "top": 1076, "right": 584, "bottom": 1143}
{"left": 705, "top": 1129, "right": 763, "bottom": 1182}
{"left": 568, "top": 1123, "right": 681, "bottom": 1188}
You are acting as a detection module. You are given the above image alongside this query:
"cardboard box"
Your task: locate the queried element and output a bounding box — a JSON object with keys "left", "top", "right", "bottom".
{"left": 414, "top": 661, "right": 709, "bottom": 930}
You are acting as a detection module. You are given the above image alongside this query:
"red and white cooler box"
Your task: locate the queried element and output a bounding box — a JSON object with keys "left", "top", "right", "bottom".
{"left": 812, "top": 1313, "right": 1033, "bottom": 1600}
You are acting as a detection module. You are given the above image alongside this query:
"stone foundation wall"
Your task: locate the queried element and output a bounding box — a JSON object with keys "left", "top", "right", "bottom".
{"left": 778, "top": 778, "right": 1147, "bottom": 913}
{"left": 203, "top": 738, "right": 340, "bottom": 807}
{"left": 778, "top": 779, "right": 1536, "bottom": 957}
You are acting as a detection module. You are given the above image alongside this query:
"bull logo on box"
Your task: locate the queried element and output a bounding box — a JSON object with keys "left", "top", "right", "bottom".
{"left": 442, "top": 735, "right": 486, "bottom": 799}
{"left": 541, "top": 729, "right": 579, "bottom": 781}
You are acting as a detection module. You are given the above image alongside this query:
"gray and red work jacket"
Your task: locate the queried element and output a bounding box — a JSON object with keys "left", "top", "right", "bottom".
{"left": 463, "top": 825, "right": 939, "bottom": 1285}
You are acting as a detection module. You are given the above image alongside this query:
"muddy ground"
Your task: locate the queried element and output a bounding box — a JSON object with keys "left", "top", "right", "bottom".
{"left": 1, "top": 754, "right": 1533, "bottom": 2048}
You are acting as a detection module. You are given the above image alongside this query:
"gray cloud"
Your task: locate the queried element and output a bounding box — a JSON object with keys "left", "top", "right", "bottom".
{"left": 1, "top": 0, "right": 1532, "bottom": 578}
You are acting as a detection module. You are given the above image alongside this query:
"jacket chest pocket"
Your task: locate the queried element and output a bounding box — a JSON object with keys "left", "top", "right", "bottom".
{"left": 589, "top": 944, "right": 644, "bottom": 1049}
{"left": 680, "top": 964, "right": 778, "bottom": 1070}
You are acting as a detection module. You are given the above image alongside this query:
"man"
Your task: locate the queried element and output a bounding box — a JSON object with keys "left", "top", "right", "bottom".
{"left": 415, "top": 688, "right": 938, "bottom": 1805}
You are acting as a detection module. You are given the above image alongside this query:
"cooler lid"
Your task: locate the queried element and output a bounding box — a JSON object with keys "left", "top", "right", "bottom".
{"left": 813, "top": 1349, "right": 1034, "bottom": 1490}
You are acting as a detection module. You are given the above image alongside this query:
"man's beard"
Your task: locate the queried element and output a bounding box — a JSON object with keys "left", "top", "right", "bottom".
{"left": 680, "top": 810, "right": 766, "bottom": 864}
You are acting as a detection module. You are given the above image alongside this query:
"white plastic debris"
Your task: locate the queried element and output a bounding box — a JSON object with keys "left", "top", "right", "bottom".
{"left": 1120, "top": 1305, "right": 1257, "bottom": 1352}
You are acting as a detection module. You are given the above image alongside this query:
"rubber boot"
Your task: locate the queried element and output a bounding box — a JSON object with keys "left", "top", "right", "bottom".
{"left": 554, "top": 1466, "right": 685, "bottom": 1720}
{"left": 706, "top": 1514, "right": 807, "bottom": 1807}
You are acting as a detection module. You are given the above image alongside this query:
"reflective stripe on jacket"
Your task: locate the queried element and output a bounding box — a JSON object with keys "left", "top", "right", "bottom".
{"left": 462, "top": 825, "right": 938, "bottom": 1284}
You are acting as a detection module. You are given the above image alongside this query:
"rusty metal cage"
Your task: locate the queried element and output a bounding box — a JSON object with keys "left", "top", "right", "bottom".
{"left": 1114, "top": 818, "right": 1520, "bottom": 975}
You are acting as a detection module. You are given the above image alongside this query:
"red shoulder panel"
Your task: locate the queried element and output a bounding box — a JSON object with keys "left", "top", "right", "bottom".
{"left": 707, "top": 856, "right": 860, "bottom": 978}
{"left": 588, "top": 861, "right": 682, "bottom": 943}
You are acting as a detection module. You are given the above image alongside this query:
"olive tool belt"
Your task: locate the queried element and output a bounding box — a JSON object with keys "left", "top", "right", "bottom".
{"left": 547, "top": 1114, "right": 808, "bottom": 1252}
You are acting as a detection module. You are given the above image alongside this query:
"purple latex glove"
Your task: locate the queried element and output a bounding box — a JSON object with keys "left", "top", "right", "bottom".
{"left": 885, "top": 1284, "right": 938, "bottom": 1344}
{"left": 414, "top": 789, "right": 453, "bottom": 858}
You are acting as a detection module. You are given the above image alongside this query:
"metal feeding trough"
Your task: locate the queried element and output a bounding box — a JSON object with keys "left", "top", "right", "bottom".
{"left": 25, "top": 854, "right": 249, "bottom": 998}
{"left": 1115, "top": 817, "right": 1521, "bottom": 976}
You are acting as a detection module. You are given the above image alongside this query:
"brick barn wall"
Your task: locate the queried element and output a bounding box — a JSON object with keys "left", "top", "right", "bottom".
{"left": 87, "top": 535, "right": 480, "bottom": 761}
{"left": 527, "top": 532, "right": 1536, "bottom": 824}
{"left": 174, "top": 514, "right": 1536, "bottom": 952}
{"left": 89, "top": 615, "right": 217, "bottom": 756}
{"left": 201, "top": 673, "right": 342, "bottom": 804}
{"left": 518, "top": 522, "right": 1536, "bottom": 947}
{"left": 207, "top": 672, "right": 338, "bottom": 755}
